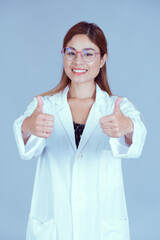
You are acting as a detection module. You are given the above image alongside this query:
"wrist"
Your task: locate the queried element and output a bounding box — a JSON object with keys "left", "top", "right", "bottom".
{"left": 22, "top": 118, "right": 31, "bottom": 138}
{"left": 126, "top": 117, "right": 134, "bottom": 134}
{"left": 124, "top": 118, "right": 134, "bottom": 145}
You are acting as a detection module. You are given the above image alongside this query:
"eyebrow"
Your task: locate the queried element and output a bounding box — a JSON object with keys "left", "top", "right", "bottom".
{"left": 66, "top": 46, "right": 95, "bottom": 51}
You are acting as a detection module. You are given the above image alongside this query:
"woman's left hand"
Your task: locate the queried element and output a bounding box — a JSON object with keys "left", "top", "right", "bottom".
{"left": 99, "top": 97, "right": 134, "bottom": 144}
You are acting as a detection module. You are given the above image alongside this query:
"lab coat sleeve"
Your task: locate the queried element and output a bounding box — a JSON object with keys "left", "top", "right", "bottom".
{"left": 109, "top": 97, "right": 147, "bottom": 158}
{"left": 13, "top": 97, "right": 46, "bottom": 160}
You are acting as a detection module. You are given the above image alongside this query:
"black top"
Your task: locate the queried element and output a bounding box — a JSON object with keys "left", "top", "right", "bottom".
{"left": 73, "top": 121, "right": 85, "bottom": 148}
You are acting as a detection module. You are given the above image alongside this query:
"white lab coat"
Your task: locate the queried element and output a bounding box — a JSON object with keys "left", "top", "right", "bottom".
{"left": 13, "top": 83, "right": 146, "bottom": 240}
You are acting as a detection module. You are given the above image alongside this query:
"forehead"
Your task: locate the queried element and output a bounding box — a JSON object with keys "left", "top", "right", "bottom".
{"left": 66, "top": 34, "right": 99, "bottom": 51}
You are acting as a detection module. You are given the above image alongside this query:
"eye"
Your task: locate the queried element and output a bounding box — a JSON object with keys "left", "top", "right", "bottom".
{"left": 83, "top": 49, "right": 95, "bottom": 56}
{"left": 86, "top": 53, "right": 93, "bottom": 56}
{"left": 69, "top": 51, "right": 76, "bottom": 56}
{"left": 66, "top": 48, "right": 76, "bottom": 56}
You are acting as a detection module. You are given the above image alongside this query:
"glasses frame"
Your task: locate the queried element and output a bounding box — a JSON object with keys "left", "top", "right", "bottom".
{"left": 61, "top": 47, "right": 105, "bottom": 62}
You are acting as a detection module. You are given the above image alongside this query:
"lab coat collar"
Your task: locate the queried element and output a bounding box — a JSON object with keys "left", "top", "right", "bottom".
{"left": 50, "top": 83, "right": 110, "bottom": 153}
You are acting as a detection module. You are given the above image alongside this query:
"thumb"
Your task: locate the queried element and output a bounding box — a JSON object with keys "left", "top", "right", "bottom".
{"left": 36, "top": 96, "right": 43, "bottom": 112}
{"left": 113, "top": 97, "right": 122, "bottom": 113}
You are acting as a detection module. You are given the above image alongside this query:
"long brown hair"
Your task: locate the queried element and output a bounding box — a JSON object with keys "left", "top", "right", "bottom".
{"left": 39, "top": 21, "right": 112, "bottom": 96}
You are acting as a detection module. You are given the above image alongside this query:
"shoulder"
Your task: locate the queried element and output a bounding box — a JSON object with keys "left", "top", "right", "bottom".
{"left": 104, "top": 93, "right": 134, "bottom": 108}
{"left": 40, "top": 90, "right": 63, "bottom": 105}
{"left": 42, "top": 85, "right": 69, "bottom": 106}
{"left": 40, "top": 95, "right": 58, "bottom": 114}
{"left": 101, "top": 92, "right": 139, "bottom": 115}
{"left": 39, "top": 88, "right": 67, "bottom": 114}
{"left": 96, "top": 85, "right": 141, "bottom": 116}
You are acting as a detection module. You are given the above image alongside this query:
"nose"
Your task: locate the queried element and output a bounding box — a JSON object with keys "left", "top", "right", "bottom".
{"left": 73, "top": 51, "right": 84, "bottom": 64}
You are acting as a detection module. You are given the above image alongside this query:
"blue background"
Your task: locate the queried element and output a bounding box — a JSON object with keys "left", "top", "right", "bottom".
{"left": 0, "top": 0, "right": 160, "bottom": 239}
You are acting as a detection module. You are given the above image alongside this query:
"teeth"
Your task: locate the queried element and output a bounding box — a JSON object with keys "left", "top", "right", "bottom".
{"left": 72, "top": 69, "right": 87, "bottom": 73}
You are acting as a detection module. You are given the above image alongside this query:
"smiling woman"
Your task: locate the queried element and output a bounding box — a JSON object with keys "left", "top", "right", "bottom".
{"left": 13, "top": 21, "right": 147, "bottom": 240}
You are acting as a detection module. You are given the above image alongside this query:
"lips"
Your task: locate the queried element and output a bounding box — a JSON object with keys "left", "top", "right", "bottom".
{"left": 72, "top": 68, "right": 88, "bottom": 72}
{"left": 72, "top": 68, "right": 88, "bottom": 75}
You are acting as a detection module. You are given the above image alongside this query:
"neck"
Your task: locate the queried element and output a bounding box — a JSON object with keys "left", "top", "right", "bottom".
{"left": 68, "top": 81, "right": 96, "bottom": 99}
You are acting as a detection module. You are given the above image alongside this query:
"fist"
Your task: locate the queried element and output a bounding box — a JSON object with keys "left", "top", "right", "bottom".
{"left": 22, "top": 96, "right": 54, "bottom": 138}
{"left": 99, "top": 97, "right": 133, "bottom": 138}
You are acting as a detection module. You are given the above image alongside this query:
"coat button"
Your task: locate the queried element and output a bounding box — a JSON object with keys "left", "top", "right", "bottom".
{"left": 75, "top": 196, "right": 82, "bottom": 202}
{"left": 78, "top": 154, "right": 83, "bottom": 159}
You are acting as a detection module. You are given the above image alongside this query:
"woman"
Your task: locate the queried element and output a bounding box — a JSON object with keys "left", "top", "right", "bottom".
{"left": 13, "top": 21, "right": 147, "bottom": 240}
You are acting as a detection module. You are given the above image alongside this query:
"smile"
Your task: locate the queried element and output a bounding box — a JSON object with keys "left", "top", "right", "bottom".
{"left": 72, "top": 69, "right": 88, "bottom": 75}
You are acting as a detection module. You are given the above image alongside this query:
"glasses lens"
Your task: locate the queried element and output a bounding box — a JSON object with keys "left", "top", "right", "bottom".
{"left": 63, "top": 48, "right": 76, "bottom": 61}
{"left": 82, "top": 49, "right": 95, "bottom": 62}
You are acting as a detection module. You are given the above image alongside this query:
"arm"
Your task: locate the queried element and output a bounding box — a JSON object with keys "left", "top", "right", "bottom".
{"left": 109, "top": 97, "right": 147, "bottom": 158}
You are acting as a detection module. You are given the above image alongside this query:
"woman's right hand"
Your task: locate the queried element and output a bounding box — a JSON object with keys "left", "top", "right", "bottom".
{"left": 22, "top": 96, "right": 54, "bottom": 143}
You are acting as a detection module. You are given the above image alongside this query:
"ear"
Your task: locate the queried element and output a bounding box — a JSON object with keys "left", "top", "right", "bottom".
{"left": 100, "top": 53, "right": 107, "bottom": 68}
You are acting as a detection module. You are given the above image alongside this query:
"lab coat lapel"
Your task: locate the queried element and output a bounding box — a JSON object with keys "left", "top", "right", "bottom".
{"left": 58, "top": 104, "right": 76, "bottom": 151}
{"left": 52, "top": 86, "right": 76, "bottom": 151}
{"left": 77, "top": 103, "right": 103, "bottom": 154}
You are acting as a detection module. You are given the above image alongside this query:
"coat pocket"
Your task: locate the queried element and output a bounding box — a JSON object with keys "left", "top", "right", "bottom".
{"left": 26, "top": 216, "right": 57, "bottom": 240}
{"left": 101, "top": 218, "right": 130, "bottom": 240}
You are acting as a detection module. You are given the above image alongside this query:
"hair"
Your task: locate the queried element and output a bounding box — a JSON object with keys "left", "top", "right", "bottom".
{"left": 39, "top": 21, "right": 112, "bottom": 96}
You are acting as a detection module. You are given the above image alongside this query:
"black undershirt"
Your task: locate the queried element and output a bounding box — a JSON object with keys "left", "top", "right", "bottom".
{"left": 73, "top": 121, "right": 85, "bottom": 148}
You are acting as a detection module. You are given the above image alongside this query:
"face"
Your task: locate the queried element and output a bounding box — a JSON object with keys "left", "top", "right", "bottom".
{"left": 63, "top": 34, "right": 107, "bottom": 85}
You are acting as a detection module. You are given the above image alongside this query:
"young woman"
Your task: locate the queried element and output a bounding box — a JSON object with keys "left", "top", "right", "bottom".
{"left": 13, "top": 21, "right": 147, "bottom": 240}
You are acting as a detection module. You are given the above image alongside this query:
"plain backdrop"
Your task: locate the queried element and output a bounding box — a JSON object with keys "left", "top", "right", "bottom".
{"left": 0, "top": 0, "right": 160, "bottom": 239}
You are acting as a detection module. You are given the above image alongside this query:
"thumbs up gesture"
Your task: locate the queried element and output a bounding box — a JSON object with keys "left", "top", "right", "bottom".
{"left": 99, "top": 97, "right": 134, "bottom": 139}
{"left": 22, "top": 96, "right": 54, "bottom": 140}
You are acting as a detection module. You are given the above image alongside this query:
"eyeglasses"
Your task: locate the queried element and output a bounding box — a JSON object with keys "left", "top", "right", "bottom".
{"left": 61, "top": 47, "right": 104, "bottom": 62}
